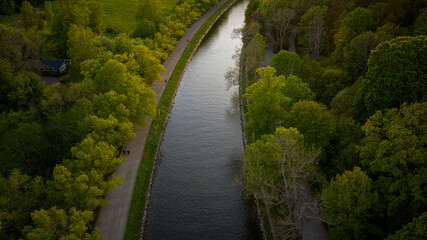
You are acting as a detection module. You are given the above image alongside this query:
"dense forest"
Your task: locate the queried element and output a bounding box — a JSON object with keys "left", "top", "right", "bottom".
{"left": 240, "top": 0, "right": 426, "bottom": 239}
{"left": 0, "top": 0, "right": 219, "bottom": 239}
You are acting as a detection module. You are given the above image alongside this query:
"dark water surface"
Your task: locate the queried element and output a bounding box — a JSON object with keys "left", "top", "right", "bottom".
{"left": 143, "top": 0, "right": 260, "bottom": 239}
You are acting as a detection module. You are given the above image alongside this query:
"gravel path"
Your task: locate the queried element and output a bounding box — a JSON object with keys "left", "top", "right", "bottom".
{"left": 95, "top": 1, "right": 230, "bottom": 239}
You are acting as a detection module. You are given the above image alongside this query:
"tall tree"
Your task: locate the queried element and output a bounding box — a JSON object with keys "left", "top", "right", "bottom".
{"left": 243, "top": 127, "right": 322, "bottom": 239}
{"left": 270, "top": 49, "right": 302, "bottom": 77}
{"left": 298, "top": 5, "right": 328, "bottom": 60}
{"left": 244, "top": 67, "right": 289, "bottom": 141}
{"left": 357, "top": 102, "right": 427, "bottom": 231}
{"left": 136, "top": 0, "right": 164, "bottom": 25}
{"left": 284, "top": 100, "right": 336, "bottom": 148}
{"left": 322, "top": 167, "right": 378, "bottom": 240}
{"left": 23, "top": 207, "right": 99, "bottom": 240}
{"left": 355, "top": 35, "right": 427, "bottom": 121}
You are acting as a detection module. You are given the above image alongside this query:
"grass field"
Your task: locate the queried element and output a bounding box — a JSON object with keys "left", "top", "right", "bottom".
{"left": 99, "top": 0, "right": 181, "bottom": 34}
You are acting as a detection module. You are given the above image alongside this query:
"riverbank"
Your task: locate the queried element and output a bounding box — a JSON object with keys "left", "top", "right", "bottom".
{"left": 123, "top": 1, "right": 238, "bottom": 239}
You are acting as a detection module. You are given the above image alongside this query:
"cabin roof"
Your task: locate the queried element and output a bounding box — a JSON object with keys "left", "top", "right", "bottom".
{"left": 42, "top": 59, "right": 68, "bottom": 69}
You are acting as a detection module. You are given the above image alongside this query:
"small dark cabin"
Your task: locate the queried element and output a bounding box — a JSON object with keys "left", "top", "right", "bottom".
{"left": 42, "top": 59, "right": 70, "bottom": 76}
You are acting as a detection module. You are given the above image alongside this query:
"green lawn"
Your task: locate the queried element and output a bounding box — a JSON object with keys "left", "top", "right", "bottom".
{"left": 99, "top": 0, "right": 181, "bottom": 34}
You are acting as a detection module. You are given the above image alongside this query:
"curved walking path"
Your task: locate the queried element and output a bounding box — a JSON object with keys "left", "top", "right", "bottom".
{"left": 95, "top": 1, "right": 229, "bottom": 239}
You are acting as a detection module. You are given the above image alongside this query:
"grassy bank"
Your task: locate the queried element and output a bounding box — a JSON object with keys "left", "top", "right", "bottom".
{"left": 100, "top": 0, "right": 181, "bottom": 34}
{"left": 124, "top": 1, "right": 236, "bottom": 239}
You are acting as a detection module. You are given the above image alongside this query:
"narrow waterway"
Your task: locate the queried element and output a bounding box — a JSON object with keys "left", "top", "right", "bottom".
{"left": 143, "top": 0, "right": 260, "bottom": 239}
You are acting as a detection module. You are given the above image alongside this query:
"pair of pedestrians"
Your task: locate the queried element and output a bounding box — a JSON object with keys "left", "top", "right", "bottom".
{"left": 123, "top": 150, "right": 130, "bottom": 155}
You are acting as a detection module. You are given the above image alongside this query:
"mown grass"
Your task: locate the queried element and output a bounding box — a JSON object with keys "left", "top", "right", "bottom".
{"left": 124, "top": 1, "right": 236, "bottom": 239}
{"left": 99, "top": 0, "right": 181, "bottom": 34}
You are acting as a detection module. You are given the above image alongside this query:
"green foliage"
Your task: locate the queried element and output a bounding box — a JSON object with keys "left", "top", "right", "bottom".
{"left": 243, "top": 33, "right": 266, "bottom": 83}
{"left": 243, "top": 126, "right": 321, "bottom": 239}
{"left": 67, "top": 24, "right": 104, "bottom": 80}
{"left": 21, "top": 1, "right": 37, "bottom": 29}
{"left": 298, "top": 5, "right": 328, "bottom": 59}
{"left": 322, "top": 167, "right": 378, "bottom": 240}
{"left": 282, "top": 75, "right": 314, "bottom": 106}
{"left": 343, "top": 31, "right": 390, "bottom": 78}
{"left": 52, "top": 0, "right": 91, "bottom": 37}
{"left": 357, "top": 102, "right": 427, "bottom": 230}
{"left": 136, "top": 0, "right": 164, "bottom": 25}
{"left": 133, "top": 18, "right": 157, "bottom": 39}
{"left": 386, "top": 211, "right": 427, "bottom": 240}
{"left": 88, "top": 1, "right": 105, "bottom": 35}
{"left": 355, "top": 35, "right": 427, "bottom": 121}
{"left": 284, "top": 100, "right": 336, "bottom": 148}
{"left": 270, "top": 49, "right": 302, "bottom": 77}
{"left": 44, "top": 1, "right": 53, "bottom": 25}
{"left": 244, "top": 67, "right": 289, "bottom": 141}
{"left": 0, "top": 59, "right": 45, "bottom": 110}
{"left": 0, "top": 0, "right": 15, "bottom": 15}
{"left": 0, "top": 169, "right": 45, "bottom": 240}
{"left": 23, "top": 207, "right": 99, "bottom": 240}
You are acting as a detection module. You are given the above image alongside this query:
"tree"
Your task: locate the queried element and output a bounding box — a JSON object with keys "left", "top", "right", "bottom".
{"left": 87, "top": 1, "right": 105, "bottom": 35}
{"left": 132, "top": 45, "right": 165, "bottom": 84}
{"left": 243, "top": 127, "right": 322, "bottom": 239}
{"left": 133, "top": 18, "right": 157, "bottom": 39}
{"left": 357, "top": 102, "right": 427, "bottom": 231}
{"left": 92, "top": 59, "right": 156, "bottom": 127}
{"left": 244, "top": 67, "right": 289, "bottom": 141}
{"left": 298, "top": 5, "right": 328, "bottom": 59}
{"left": 44, "top": 1, "right": 53, "bottom": 25}
{"left": 284, "top": 100, "right": 336, "bottom": 148}
{"left": 270, "top": 49, "right": 302, "bottom": 77}
{"left": 281, "top": 75, "right": 314, "bottom": 106}
{"left": 52, "top": 0, "right": 90, "bottom": 36}
{"left": 21, "top": 1, "right": 36, "bottom": 29}
{"left": 242, "top": 33, "right": 265, "bottom": 85}
{"left": 386, "top": 211, "right": 427, "bottom": 240}
{"left": 136, "top": 0, "right": 164, "bottom": 25}
{"left": 23, "top": 207, "right": 99, "bottom": 240}
{"left": 4, "top": 122, "right": 52, "bottom": 176}
{"left": 355, "top": 35, "right": 427, "bottom": 121}
{"left": 343, "top": 31, "right": 390, "bottom": 79}
{"left": 67, "top": 24, "right": 104, "bottom": 80}
{"left": 262, "top": 2, "right": 296, "bottom": 50}
{"left": 0, "top": 169, "right": 45, "bottom": 240}
{"left": 322, "top": 167, "right": 378, "bottom": 240}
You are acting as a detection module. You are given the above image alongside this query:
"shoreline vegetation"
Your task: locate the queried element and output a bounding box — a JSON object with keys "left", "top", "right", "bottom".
{"left": 124, "top": 1, "right": 240, "bottom": 239}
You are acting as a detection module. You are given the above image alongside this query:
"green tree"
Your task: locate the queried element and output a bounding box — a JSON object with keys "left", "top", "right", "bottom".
{"left": 244, "top": 127, "right": 321, "bottom": 239}
{"left": 343, "top": 31, "right": 390, "bottom": 78}
{"left": 92, "top": 59, "right": 156, "bottom": 126}
{"left": 87, "top": 1, "right": 105, "bottom": 35}
{"left": 244, "top": 67, "right": 289, "bottom": 141}
{"left": 44, "top": 1, "right": 53, "bottom": 25}
{"left": 357, "top": 102, "right": 427, "bottom": 230}
{"left": 298, "top": 5, "right": 328, "bottom": 59}
{"left": 243, "top": 33, "right": 265, "bottom": 84}
{"left": 284, "top": 100, "right": 336, "bottom": 148}
{"left": 132, "top": 45, "right": 165, "bottom": 84}
{"left": 136, "top": 0, "right": 164, "bottom": 25}
{"left": 52, "top": 0, "right": 90, "bottom": 36}
{"left": 133, "top": 18, "right": 157, "bottom": 39}
{"left": 355, "top": 35, "right": 427, "bottom": 121}
{"left": 282, "top": 75, "right": 314, "bottom": 106}
{"left": 21, "top": 1, "right": 36, "bottom": 29}
{"left": 322, "top": 167, "right": 378, "bottom": 240}
{"left": 0, "top": 169, "right": 45, "bottom": 240}
{"left": 23, "top": 207, "right": 99, "bottom": 240}
{"left": 386, "top": 211, "right": 427, "bottom": 240}
{"left": 270, "top": 49, "right": 302, "bottom": 77}
{"left": 67, "top": 24, "right": 104, "bottom": 80}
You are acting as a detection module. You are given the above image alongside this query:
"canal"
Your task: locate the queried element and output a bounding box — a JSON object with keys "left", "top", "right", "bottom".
{"left": 143, "top": 0, "right": 261, "bottom": 239}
